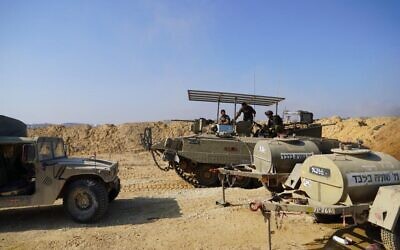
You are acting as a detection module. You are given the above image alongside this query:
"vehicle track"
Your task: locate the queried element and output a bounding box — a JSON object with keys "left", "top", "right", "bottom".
{"left": 123, "top": 181, "right": 192, "bottom": 193}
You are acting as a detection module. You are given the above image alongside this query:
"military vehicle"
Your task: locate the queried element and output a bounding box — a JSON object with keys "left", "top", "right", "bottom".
{"left": 220, "top": 144, "right": 400, "bottom": 249}
{"left": 281, "top": 110, "right": 328, "bottom": 137}
{"left": 141, "top": 90, "right": 339, "bottom": 188}
{"left": 0, "top": 115, "right": 120, "bottom": 223}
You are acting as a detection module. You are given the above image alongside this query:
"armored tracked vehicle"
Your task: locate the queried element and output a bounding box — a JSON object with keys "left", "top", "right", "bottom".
{"left": 0, "top": 116, "right": 120, "bottom": 223}
{"left": 141, "top": 90, "right": 339, "bottom": 188}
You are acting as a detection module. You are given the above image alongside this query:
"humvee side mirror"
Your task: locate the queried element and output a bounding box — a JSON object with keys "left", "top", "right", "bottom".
{"left": 22, "top": 144, "right": 36, "bottom": 163}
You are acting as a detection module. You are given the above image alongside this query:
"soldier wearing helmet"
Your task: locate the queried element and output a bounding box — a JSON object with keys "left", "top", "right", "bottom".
{"left": 265, "top": 110, "right": 284, "bottom": 136}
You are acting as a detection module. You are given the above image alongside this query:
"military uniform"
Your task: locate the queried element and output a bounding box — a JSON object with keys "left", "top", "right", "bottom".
{"left": 237, "top": 105, "right": 256, "bottom": 122}
{"left": 267, "top": 115, "right": 284, "bottom": 135}
{"left": 219, "top": 114, "right": 231, "bottom": 124}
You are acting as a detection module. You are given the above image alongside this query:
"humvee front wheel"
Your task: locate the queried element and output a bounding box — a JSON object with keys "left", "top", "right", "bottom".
{"left": 381, "top": 223, "right": 400, "bottom": 250}
{"left": 63, "top": 179, "right": 109, "bottom": 223}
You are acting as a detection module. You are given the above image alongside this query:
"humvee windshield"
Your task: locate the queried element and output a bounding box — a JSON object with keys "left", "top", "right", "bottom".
{"left": 38, "top": 138, "right": 66, "bottom": 161}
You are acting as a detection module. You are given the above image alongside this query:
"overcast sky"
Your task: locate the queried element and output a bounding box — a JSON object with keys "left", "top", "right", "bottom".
{"left": 1, "top": 0, "right": 399, "bottom": 124}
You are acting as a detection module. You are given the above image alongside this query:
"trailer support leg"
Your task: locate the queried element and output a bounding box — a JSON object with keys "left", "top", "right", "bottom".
{"left": 342, "top": 210, "right": 346, "bottom": 227}
{"left": 249, "top": 202, "right": 272, "bottom": 249}
{"left": 216, "top": 173, "right": 230, "bottom": 207}
{"left": 262, "top": 209, "right": 272, "bottom": 250}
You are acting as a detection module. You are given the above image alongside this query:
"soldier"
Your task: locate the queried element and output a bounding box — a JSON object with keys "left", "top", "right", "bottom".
{"left": 234, "top": 102, "right": 256, "bottom": 122}
{"left": 219, "top": 109, "right": 231, "bottom": 125}
{"left": 265, "top": 110, "right": 284, "bottom": 136}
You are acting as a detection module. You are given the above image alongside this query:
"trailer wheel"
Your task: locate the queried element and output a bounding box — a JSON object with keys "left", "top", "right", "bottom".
{"left": 63, "top": 179, "right": 109, "bottom": 223}
{"left": 227, "top": 175, "right": 252, "bottom": 188}
{"left": 312, "top": 213, "right": 341, "bottom": 223}
{"left": 251, "top": 179, "right": 263, "bottom": 188}
{"left": 381, "top": 223, "right": 400, "bottom": 250}
{"left": 263, "top": 183, "right": 284, "bottom": 193}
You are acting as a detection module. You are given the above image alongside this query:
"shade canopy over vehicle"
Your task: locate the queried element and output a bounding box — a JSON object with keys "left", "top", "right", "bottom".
{"left": 188, "top": 89, "right": 285, "bottom": 121}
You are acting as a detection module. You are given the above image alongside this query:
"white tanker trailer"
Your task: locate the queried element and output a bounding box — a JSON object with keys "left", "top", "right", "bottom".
{"left": 248, "top": 146, "right": 400, "bottom": 249}
{"left": 220, "top": 145, "right": 400, "bottom": 250}
{"left": 299, "top": 148, "right": 399, "bottom": 206}
{"left": 217, "top": 137, "right": 340, "bottom": 192}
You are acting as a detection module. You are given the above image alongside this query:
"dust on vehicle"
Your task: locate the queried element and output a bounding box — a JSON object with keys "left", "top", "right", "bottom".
{"left": 141, "top": 90, "right": 338, "bottom": 189}
{"left": 0, "top": 115, "right": 120, "bottom": 223}
{"left": 237, "top": 144, "right": 400, "bottom": 249}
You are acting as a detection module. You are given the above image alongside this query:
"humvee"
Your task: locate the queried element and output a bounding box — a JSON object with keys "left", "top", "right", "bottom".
{"left": 0, "top": 116, "right": 120, "bottom": 223}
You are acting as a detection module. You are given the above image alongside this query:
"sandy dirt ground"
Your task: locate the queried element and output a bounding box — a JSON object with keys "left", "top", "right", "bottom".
{"left": 1, "top": 116, "right": 397, "bottom": 249}
{"left": 0, "top": 152, "right": 385, "bottom": 250}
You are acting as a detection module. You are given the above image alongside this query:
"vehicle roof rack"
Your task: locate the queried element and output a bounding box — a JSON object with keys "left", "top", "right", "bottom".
{"left": 188, "top": 89, "right": 285, "bottom": 106}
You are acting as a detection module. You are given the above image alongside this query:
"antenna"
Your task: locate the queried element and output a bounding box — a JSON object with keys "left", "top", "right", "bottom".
{"left": 253, "top": 72, "right": 256, "bottom": 109}
{"left": 253, "top": 71, "right": 256, "bottom": 95}
{"left": 277, "top": 70, "right": 281, "bottom": 98}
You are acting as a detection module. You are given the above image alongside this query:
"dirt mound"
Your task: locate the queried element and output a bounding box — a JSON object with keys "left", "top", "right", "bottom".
{"left": 320, "top": 116, "right": 400, "bottom": 159}
{"left": 28, "top": 117, "right": 400, "bottom": 159}
{"left": 28, "top": 121, "right": 192, "bottom": 155}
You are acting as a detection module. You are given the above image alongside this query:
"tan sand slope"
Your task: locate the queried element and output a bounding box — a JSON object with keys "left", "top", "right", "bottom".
{"left": 28, "top": 116, "right": 400, "bottom": 159}
{"left": 28, "top": 121, "right": 192, "bottom": 155}
{"left": 320, "top": 116, "right": 400, "bottom": 159}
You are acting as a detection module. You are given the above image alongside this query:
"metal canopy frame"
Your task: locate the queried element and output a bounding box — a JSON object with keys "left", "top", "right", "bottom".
{"left": 188, "top": 90, "right": 284, "bottom": 106}
{"left": 188, "top": 90, "right": 285, "bottom": 121}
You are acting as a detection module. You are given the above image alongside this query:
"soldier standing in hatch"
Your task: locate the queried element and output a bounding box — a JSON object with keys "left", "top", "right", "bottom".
{"left": 265, "top": 110, "right": 284, "bottom": 136}
{"left": 219, "top": 109, "right": 231, "bottom": 125}
{"left": 234, "top": 102, "right": 256, "bottom": 122}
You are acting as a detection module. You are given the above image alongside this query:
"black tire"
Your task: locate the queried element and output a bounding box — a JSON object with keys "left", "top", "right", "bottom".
{"left": 263, "top": 183, "right": 284, "bottom": 193}
{"left": 251, "top": 179, "right": 263, "bottom": 188}
{"left": 381, "top": 223, "right": 400, "bottom": 250}
{"left": 312, "top": 213, "right": 341, "bottom": 223}
{"left": 227, "top": 175, "right": 252, "bottom": 188}
{"left": 194, "top": 165, "right": 219, "bottom": 187}
{"left": 63, "top": 179, "right": 109, "bottom": 223}
{"left": 108, "top": 179, "right": 121, "bottom": 202}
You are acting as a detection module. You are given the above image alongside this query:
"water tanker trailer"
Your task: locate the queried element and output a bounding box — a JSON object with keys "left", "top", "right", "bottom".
{"left": 299, "top": 147, "right": 399, "bottom": 206}
{"left": 217, "top": 137, "right": 340, "bottom": 192}
{"left": 247, "top": 145, "right": 400, "bottom": 249}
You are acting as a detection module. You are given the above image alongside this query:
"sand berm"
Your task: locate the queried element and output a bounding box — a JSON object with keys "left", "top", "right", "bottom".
{"left": 29, "top": 116, "right": 400, "bottom": 160}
